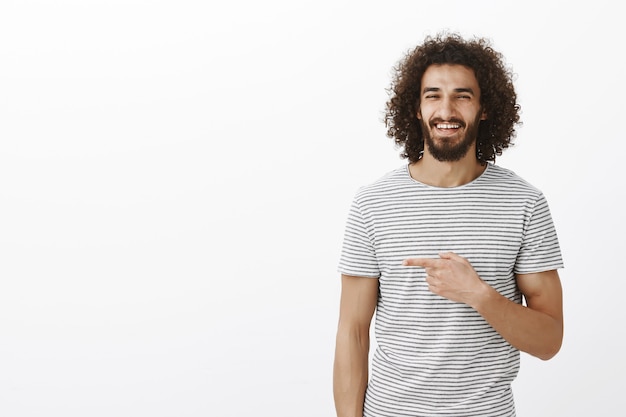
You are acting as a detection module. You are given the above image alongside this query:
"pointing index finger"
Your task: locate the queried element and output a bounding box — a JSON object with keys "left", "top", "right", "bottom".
{"left": 402, "top": 258, "right": 438, "bottom": 267}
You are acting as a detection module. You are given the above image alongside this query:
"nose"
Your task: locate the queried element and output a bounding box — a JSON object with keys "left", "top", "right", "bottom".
{"left": 435, "top": 97, "right": 456, "bottom": 120}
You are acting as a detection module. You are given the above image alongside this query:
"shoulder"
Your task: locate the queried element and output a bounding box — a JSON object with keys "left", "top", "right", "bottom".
{"left": 353, "top": 165, "right": 412, "bottom": 202}
{"left": 482, "top": 163, "right": 544, "bottom": 199}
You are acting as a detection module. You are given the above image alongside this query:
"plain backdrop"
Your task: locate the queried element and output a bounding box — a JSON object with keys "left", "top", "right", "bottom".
{"left": 1, "top": 1, "right": 624, "bottom": 416}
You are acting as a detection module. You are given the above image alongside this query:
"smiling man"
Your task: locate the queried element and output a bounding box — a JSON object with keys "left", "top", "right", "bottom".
{"left": 333, "top": 33, "right": 564, "bottom": 417}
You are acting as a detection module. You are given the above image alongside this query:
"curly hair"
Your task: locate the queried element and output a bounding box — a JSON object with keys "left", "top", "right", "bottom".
{"left": 384, "top": 32, "right": 521, "bottom": 163}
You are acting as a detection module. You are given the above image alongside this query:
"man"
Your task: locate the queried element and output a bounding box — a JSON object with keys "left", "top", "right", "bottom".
{"left": 333, "top": 33, "right": 564, "bottom": 417}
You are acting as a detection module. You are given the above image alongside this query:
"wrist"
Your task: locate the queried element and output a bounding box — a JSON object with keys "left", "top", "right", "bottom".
{"left": 470, "top": 280, "right": 496, "bottom": 312}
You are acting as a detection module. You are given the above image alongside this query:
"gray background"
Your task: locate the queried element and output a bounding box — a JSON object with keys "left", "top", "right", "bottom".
{"left": 1, "top": 0, "right": 623, "bottom": 415}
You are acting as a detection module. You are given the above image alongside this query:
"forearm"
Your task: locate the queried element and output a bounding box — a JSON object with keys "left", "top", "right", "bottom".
{"left": 333, "top": 329, "right": 369, "bottom": 417}
{"left": 472, "top": 283, "right": 563, "bottom": 360}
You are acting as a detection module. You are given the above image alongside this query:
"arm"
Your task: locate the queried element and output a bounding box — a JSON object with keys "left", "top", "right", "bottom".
{"left": 333, "top": 274, "right": 379, "bottom": 417}
{"left": 403, "top": 252, "right": 563, "bottom": 360}
{"left": 473, "top": 269, "right": 563, "bottom": 360}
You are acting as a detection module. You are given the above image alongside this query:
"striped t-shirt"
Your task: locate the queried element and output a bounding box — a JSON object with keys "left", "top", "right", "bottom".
{"left": 338, "top": 163, "right": 563, "bottom": 417}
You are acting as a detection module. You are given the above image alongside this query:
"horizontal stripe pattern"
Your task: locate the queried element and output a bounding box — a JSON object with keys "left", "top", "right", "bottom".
{"left": 338, "top": 163, "right": 563, "bottom": 416}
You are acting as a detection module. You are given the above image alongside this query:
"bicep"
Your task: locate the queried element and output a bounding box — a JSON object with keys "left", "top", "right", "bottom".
{"left": 338, "top": 274, "right": 379, "bottom": 332}
{"left": 516, "top": 269, "right": 563, "bottom": 323}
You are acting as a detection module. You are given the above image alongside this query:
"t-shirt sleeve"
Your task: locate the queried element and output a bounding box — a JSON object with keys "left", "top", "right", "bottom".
{"left": 337, "top": 195, "right": 380, "bottom": 278}
{"left": 515, "top": 193, "right": 564, "bottom": 274}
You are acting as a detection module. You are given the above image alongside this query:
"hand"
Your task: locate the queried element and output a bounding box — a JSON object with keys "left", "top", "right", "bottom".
{"left": 402, "top": 252, "right": 486, "bottom": 305}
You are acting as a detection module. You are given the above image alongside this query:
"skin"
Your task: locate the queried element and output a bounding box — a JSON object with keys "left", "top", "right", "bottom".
{"left": 333, "top": 274, "right": 378, "bottom": 417}
{"left": 333, "top": 64, "right": 563, "bottom": 417}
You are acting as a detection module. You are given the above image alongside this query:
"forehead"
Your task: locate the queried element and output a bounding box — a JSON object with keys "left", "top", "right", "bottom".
{"left": 421, "top": 64, "right": 480, "bottom": 92}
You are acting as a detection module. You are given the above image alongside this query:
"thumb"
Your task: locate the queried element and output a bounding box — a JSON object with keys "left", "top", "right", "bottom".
{"left": 438, "top": 251, "right": 462, "bottom": 261}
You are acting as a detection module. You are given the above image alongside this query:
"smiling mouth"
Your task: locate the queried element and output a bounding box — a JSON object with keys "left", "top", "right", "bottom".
{"left": 435, "top": 122, "right": 462, "bottom": 130}
{"left": 433, "top": 122, "right": 463, "bottom": 138}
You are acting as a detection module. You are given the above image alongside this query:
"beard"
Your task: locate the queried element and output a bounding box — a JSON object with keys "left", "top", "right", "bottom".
{"left": 420, "top": 113, "right": 482, "bottom": 162}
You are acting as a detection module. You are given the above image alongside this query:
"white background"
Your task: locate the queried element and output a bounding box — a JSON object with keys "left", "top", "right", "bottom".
{"left": 1, "top": 1, "right": 623, "bottom": 416}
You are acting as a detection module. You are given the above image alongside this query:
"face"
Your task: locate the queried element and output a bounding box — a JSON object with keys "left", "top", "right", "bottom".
{"left": 417, "top": 64, "right": 487, "bottom": 162}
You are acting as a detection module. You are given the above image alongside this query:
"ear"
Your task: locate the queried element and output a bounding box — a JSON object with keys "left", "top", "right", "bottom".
{"left": 480, "top": 109, "right": 488, "bottom": 120}
{"left": 416, "top": 108, "right": 422, "bottom": 120}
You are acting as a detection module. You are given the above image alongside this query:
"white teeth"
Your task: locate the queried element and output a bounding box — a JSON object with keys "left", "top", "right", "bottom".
{"left": 436, "top": 123, "right": 460, "bottom": 129}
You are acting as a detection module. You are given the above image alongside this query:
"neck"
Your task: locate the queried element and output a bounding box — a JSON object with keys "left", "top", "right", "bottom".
{"left": 409, "top": 151, "right": 486, "bottom": 188}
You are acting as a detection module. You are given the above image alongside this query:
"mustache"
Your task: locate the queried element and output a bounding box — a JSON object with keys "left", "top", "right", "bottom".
{"left": 429, "top": 118, "right": 466, "bottom": 128}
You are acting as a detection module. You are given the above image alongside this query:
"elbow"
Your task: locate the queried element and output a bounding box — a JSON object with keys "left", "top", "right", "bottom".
{"left": 534, "top": 336, "right": 563, "bottom": 361}
{"left": 536, "top": 348, "right": 560, "bottom": 361}
{"left": 535, "top": 316, "right": 564, "bottom": 361}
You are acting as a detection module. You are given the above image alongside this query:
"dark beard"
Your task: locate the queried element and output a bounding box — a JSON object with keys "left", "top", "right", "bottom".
{"left": 421, "top": 114, "right": 482, "bottom": 162}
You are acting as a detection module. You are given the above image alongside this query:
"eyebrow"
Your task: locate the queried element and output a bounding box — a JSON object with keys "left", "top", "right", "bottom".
{"left": 422, "top": 87, "right": 476, "bottom": 95}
